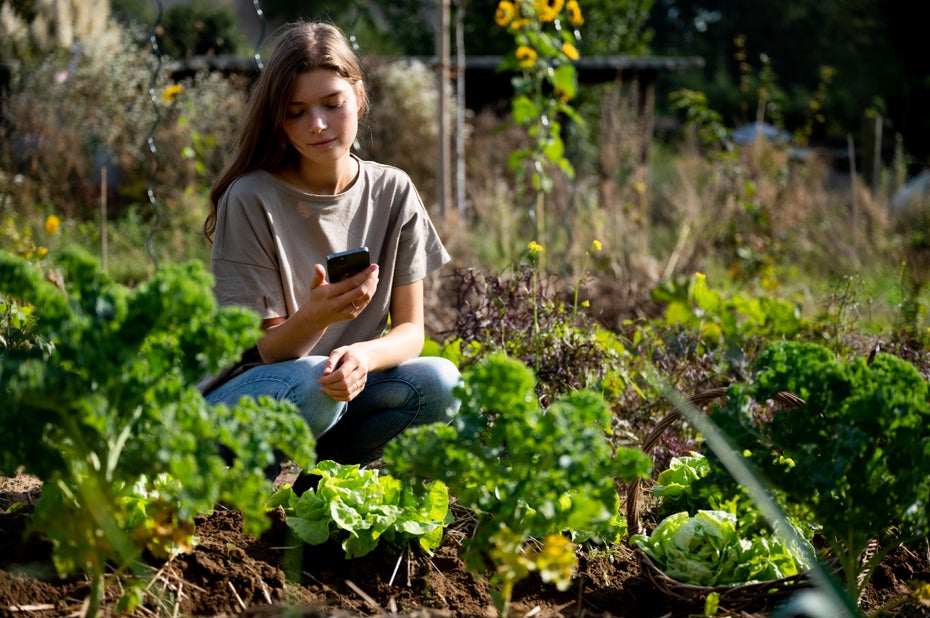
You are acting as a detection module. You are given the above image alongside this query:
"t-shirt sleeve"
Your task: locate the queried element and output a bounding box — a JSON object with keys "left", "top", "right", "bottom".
{"left": 210, "top": 184, "right": 288, "bottom": 319}
{"left": 394, "top": 191, "right": 451, "bottom": 286}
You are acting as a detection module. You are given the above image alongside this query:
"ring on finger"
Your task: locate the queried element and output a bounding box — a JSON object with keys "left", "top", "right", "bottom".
{"left": 351, "top": 300, "right": 358, "bottom": 310}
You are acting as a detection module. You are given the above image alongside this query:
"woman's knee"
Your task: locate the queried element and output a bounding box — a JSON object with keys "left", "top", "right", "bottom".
{"left": 410, "top": 356, "right": 462, "bottom": 425}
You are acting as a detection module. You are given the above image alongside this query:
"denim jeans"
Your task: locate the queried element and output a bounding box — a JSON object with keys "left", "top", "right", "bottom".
{"left": 205, "top": 355, "right": 461, "bottom": 465}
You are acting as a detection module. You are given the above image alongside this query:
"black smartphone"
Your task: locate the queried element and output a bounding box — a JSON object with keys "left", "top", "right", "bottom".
{"left": 326, "top": 247, "right": 370, "bottom": 282}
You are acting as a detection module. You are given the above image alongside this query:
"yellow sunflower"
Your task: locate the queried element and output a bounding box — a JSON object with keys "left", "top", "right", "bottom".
{"left": 566, "top": 0, "right": 584, "bottom": 26}
{"left": 516, "top": 45, "right": 538, "bottom": 68}
{"left": 495, "top": 1, "right": 516, "bottom": 27}
{"left": 562, "top": 42, "right": 580, "bottom": 61}
{"left": 535, "top": 0, "right": 564, "bottom": 22}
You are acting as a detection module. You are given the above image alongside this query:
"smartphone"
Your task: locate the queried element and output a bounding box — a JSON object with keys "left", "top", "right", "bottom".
{"left": 326, "top": 247, "right": 370, "bottom": 282}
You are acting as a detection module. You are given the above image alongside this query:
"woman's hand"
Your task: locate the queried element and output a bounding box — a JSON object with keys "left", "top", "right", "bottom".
{"left": 255, "top": 264, "right": 378, "bottom": 364}
{"left": 318, "top": 345, "right": 370, "bottom": 401}
{"left": 316, "top": 263, "right": 379, "bottom": 323}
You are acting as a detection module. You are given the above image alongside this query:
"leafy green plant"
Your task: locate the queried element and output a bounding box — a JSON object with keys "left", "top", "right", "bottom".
{"left": 652, "top": 451, "right": 817, "bottom": 542}
{"left": 269, "top": 460, "right": 449, "bottom": 559}
{"left": 384, "top": 352, "right": 652, "bottom": 617}
{"left": 652, "top": 271, "right": 810, "bottom": 359}
{"left": 707, "top": 341, "right": 930, "bottom": 605}
{"left": 633, "top": 450, "right": 818, "bottom": 591}
{"left": 0, "top": 247, "right": 315, "bottom": 617}
{"left": 631, "top": 509, "right": 811, "bottom": 587}
{"left": 446, "top": 259, "right": 632, "bottom": 407}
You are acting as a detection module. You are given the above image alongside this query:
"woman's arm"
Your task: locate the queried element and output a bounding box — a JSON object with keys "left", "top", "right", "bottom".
{"left": 352, "top": 279, "right": 426, "bottom": 369}
{"left": 317, "top": 280, "right": 425, "bottom": 401}
{"left": 256, "top": 263, "right": 379, "bottom": 364}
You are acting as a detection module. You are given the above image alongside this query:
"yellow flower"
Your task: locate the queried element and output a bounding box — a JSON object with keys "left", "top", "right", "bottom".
{"left": 592, "top": 239, "right": 602, "bottom": 252}
{"left": 535, "top": 0, "right": 564, "bottom": 22}
{"left": 527, "top": 240, "right": 544, "bottom": 256}
{"left": 44, "top": 214, "right": 60, "bottom": 235}
{"left": 162, "top": 84, "right": 184, "bottom": 103}
{"left": 566, "top": 0, "right": 584, "bottom": 25}
{"left": 495, "top": 0, "right": 516, "bottom": 27}
{"left": 562, "top": 42, "right": 580, "bottom": 61}
{"left": 516, "top": 46, "right": 538, "bottom": 68}
{"left": 510, "top": 17, "right": 531, "bottom": 30}
{"left": 911, "top": 579, "right": 930, "bottom": 605}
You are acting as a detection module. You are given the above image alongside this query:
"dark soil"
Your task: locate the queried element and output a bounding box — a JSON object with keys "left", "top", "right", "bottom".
{"left": 1, "top": 472, "right": 929, "bottom": 618}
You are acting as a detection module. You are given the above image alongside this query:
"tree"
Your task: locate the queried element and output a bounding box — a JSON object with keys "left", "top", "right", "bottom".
{"left": 647, "top": 0, "right": 930, "bottom": 166}
{"left": 157, "top": 1, "right": 243, "bottom": 59}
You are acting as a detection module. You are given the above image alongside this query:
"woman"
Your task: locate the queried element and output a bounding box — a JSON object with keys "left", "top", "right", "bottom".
{"left": 202, "top": 21, "right": 460, "bottom": 471}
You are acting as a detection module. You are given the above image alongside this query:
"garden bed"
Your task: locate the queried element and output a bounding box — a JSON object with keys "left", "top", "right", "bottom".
{"left": 1, "top": 472, "right": 927, "bottom": 617}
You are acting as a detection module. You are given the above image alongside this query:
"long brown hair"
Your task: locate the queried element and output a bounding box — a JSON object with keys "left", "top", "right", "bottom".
{"left": 203, "top": 21, "right": 368, "bottom": 242}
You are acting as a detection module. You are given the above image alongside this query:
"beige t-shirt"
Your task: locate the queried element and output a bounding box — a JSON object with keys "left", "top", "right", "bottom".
{"left": 211, "top": 157, "right": 450, "bottom": 355}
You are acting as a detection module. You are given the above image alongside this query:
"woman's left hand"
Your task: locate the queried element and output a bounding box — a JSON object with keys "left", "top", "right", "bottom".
{"left": 318, "top": 345, "right": 370, "bottom": 401}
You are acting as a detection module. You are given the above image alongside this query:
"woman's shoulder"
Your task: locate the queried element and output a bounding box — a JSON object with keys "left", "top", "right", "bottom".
{"left": 359, "top": 158, "right": 416, "bottom": 187}
{"left": 225, "top": 169, "right": 274, "bottom": 197}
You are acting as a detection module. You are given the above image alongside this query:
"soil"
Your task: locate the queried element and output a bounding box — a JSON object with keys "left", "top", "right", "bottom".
{"left": 1, "top": 472, "right": 929, "bottom": 618}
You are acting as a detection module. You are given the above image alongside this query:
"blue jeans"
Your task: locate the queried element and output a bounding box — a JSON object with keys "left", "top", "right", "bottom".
{"left": 206, "top": 355, "right": 461, "bottom": 465}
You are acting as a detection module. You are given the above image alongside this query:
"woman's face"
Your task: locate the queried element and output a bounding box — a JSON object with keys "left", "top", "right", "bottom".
{"left": 282, "top": 69, "right": 361, "bottom": 167}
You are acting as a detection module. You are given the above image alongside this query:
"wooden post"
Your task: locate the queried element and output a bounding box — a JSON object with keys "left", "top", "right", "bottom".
{"left": 101, "top": 166, "right": 108, "bottom": 272}
{"left": 848, "top": 134, "right": 859, "bottom": 247}
{"left": 436, "top": 0, "right": 452, "bottom": 217}
{"left": 454, "top": 0, "right": 466, "bottom": 218}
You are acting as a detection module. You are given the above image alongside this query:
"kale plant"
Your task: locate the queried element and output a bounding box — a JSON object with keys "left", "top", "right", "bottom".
{"left": 384, "top": 352, "right": 651, "bottom": 617}
{"left": 0, "top": 247, "right": 315, "bottom": 616}
{"left": 707, "top": 341, "right": 930, "bottom": 604}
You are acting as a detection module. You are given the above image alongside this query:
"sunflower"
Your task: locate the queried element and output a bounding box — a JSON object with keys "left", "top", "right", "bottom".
{"left": 562, "top": 42, "right": 580, "bottom": 61}
{"left": 535, "top": 0, "right": 564, "bottom": 22}
{"left": 516, "top": 45, "right": 538, "bottom": 68}
{"left": 494, "top": 1, "right": 516, "bottom": 27}
{"left": 566, "top": 0, "right": 584, "bottom": 26}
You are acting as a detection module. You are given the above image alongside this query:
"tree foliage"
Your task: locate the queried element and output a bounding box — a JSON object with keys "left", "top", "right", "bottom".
{"left": 649, "top": 0, "right": 930, "bottom": 165}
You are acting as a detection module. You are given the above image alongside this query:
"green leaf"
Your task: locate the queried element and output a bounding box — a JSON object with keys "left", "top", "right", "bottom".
{"left": 286, "top": 515, "right": 330, "bottom": 545}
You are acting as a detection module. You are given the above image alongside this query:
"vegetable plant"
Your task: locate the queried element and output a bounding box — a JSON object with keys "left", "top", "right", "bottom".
{"left": 631, "top": 452, "right": 815, "bottom": 588}
{"left": 269, "top": 459, "right": 449, "bottom": 559}
{"left": 446, "top": 261, "right": 633, "bottom": 407}
{"left": 0, "top": 247, "right": 315, "bottom": 617}
{"left": 707, "top": 341, "right": 930, "bottom": 604}
{"left": 631, "top": 509, "right": 810, "bottom": 587}
{"left": 651, "top": 271, "right": 810, "bottom": 357}
{"left": 384, "top": 352, "right": 651, "bottom": 617}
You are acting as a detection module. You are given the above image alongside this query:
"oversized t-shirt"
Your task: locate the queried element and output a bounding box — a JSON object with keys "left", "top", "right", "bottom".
{"left": 210, "top": 156, "right": 450, "bottom": 356}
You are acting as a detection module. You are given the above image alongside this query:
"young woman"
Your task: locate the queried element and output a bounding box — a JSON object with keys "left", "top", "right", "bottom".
{"left": 202, "top": 21, "right": 460, "bottom": 471}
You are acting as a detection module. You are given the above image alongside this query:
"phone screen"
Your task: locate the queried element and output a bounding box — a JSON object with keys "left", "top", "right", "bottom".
{"left": 326, "top": 247, "right": 370, "bottom": 282}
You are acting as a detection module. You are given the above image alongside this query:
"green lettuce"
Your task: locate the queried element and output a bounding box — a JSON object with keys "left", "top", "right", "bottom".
{"left": 631, "top": 509, "right": 808, "bottom": 586}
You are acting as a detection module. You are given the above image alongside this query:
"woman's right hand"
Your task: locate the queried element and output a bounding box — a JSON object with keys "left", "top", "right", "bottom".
{"left": 256, "top": 264, "right": 378, "bottom": 364}
{"left": 312, "top": 263, "right": 379, "bottom": 324}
